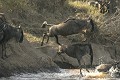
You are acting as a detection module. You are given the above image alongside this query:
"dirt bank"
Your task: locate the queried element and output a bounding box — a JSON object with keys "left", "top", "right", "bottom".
{"left": 0, "top": 38, "right": 59, "bottom": 77}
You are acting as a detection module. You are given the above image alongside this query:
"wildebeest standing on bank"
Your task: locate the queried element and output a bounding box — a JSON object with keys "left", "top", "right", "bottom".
{"left": 0, "top": 25, "right": 24, "bottom": 59}
{"left": 0, "top": 14, "right": 24, "bottom": 59}
{"left": 41, "top": 18, "right": 94, "bottom": 46}
{"left": 57, "top": 43, "right": 93, "bottom": 77}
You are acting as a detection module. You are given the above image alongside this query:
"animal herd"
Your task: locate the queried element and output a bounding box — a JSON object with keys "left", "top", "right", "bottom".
{"left": 0, "top": 12, "right": 94, "bottom": 76}
{"left": 40, "top": 17, "right": 95, "bottom": 76}
{"left": 0, "top": 11, "right": 119, "bottom": 77}
{"left": 88, "top": 0, "right": 110, "bottom": 13}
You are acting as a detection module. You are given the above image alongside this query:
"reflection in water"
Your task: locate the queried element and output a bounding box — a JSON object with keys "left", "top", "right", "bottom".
{"left": 0, "top": 69, "right": 119, "bottom": 80}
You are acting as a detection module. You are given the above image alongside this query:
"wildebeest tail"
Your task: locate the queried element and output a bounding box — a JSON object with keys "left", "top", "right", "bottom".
{"left": 19, "top": 28, "right": 24, "bottom": 43}
{"left": 88, "top": 44, "right": 93, "bottom": 66}
{"left": 90, "top": 19, "right": 94, "bottom": 32}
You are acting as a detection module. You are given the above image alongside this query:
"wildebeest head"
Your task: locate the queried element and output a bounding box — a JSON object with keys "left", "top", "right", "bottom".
{"left": 57, "top": 45, "right": 67, "bottom": 54}
{"left": 41, "top": 21, "right": 47, "bottom": 28}
{"left": 15, "top": 26, "right": 24, "bottom": 43}
{"left": 80, "top": 18, "right": 94, "bottom": 34}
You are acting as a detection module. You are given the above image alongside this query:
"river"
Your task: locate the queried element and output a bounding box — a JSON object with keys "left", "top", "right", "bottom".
{"left": 0, "top": 69, "right": 119, "bottom": 80}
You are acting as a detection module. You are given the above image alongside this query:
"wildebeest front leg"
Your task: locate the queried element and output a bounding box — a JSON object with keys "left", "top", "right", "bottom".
{"left": 1, "top": 44, "right": 4, "bottom": 59}
{"left": 83, "top": 60, "right": 89, "bottom": 72}
{"left": 46, "top": 35, "right": 49, "bottom": 43}
{"left": 55, "top": 35, "right": 61, "bottom": 45}
{"left": 41, "top": 33, "right": 46, "bottom": 46}
{"left": 4, "top": 43, "right": 8, "bottom": 58}
{"left": 1, "top": 43, "right": 7, "bottom": 59}
{"left": 77, "top": 60, "right": 83, "bottom": 77}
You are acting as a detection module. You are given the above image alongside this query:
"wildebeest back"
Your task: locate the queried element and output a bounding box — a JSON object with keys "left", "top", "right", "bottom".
{"left": 52, "top": 19, "right": 89, "bottom": 36}
{"left": 64, "top": 44, "right": 90, "bottom": 58}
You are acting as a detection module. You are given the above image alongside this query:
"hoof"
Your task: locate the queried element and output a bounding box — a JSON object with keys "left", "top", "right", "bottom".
{"left": 86, "top": 69, "right": 90, "bottom": 73}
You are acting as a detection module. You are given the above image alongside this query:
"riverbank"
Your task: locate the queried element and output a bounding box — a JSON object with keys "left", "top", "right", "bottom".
{"left": 0, "top": 39, "right": 59, "bottom": 77}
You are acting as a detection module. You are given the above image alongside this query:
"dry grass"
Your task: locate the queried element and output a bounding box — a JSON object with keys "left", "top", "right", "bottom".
{"left": 0, "top": 0, "right": 104, "bottom": 43}
{"left": 68, "top": 1, "right": 102, "bottom": 18}
{"left": 23, "top": 0, "right": 104, "bottom": 43}
{"left": 24, "top": 33, "right": 41, "bottom": 43}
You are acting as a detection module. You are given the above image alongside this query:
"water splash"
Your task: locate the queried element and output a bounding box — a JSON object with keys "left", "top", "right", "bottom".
{"left": 0, "top": 69, "right": 119, "bottom": 80}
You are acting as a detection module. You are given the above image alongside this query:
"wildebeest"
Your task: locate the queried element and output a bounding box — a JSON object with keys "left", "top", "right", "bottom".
{"left": 88, "top": 1, "right": 101, "bottom": 8}
{"left": 57, "top": 43, "right": 93, "bottom": 77}
{"left": 0, "top": 15, "right": 23, "bottom": 59}
{"left": 41, "top": 18, "right": 94, "bottom": 46}
{"left": 98, "top": 0, "right": 110, "bottom": 13}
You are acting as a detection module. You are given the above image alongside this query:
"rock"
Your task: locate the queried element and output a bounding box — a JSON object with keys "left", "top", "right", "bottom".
{"left": 95, "top": 64, "right": 112, "bottom": 72}
{"left": 0, "top": 39, "right": 59, "bottom": 77}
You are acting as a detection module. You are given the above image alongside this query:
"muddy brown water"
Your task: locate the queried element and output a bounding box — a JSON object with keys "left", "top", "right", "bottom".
{"left": 0, "top": 69, "right": 119, "bottom": 80}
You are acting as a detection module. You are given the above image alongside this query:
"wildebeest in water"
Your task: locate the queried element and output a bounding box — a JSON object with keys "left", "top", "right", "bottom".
{"left": 0, "top": 14, "right": 24, "bottom": 59}
{"left": 41, "top": 18, "right": 94, "bottom": 46}
{"left": 57, "top": 43, "right": 93, "bottom": 77}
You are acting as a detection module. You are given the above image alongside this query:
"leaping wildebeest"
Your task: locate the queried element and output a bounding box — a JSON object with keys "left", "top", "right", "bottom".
{"left": 41, "top": 18, "right": 94, "bottom": 46}
{"left": 0, "top": 14, "right": 24, "bottom": 59}
{"left": 57, "top": 43, "right": 93, "bottom": 77}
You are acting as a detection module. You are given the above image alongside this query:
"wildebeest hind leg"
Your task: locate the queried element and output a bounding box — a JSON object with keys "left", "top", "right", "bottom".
{"left": 1, "top": 43, "right": 7, "bottom": 59}
{"left": 77, "top": 60, "right": 83, "bottom": 77}
{"left": 83, "top": 60, "right": 89, "bottom": 72}
{"left": 46, "top": 35, "right": 49, "bottom": 43}
{"left": 55, "top": 35, "right": 61, "bottom": 45}
{"left": 4, "top": 44, "right": 8, "bottom": 58}
{"left": 1, "top": 44, "right": 4, "bottom": 59}
{"left": 41, "top": 33, "right": 46, "bottom": 46}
